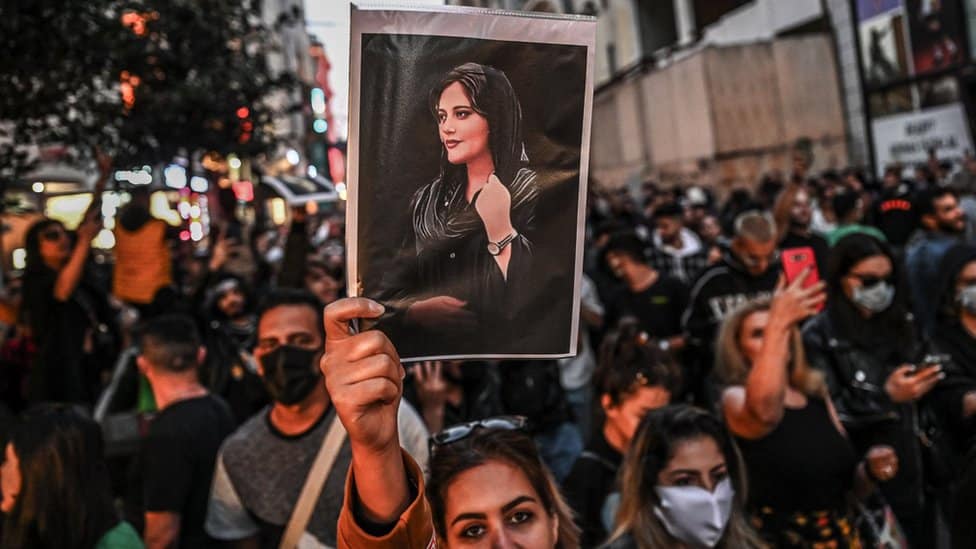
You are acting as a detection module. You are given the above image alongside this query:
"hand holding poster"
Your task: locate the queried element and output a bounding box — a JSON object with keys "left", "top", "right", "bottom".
{"left": 347, "top": 5, "right": 596, "bottom": 361}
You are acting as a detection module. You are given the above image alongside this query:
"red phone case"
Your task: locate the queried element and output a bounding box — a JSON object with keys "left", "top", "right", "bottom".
{"left": 782, "top": 247, "right": 822, "bottom": 310}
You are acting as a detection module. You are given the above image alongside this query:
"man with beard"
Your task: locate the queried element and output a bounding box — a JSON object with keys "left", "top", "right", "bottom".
{"left": 682, "top": 211, "right": 779, "bottom": 407}
{"left": 200, "top": 276, "right": 267, "bottom": 425}
{"left": 906, "top": 187, "right": 967, "bottom": 335}
{"left": 774, "top": 185, "right": 830, "bottom": 275}
{"left": 644, "top": 201, "right": 710, "bottom": 285}
{"left": 205, "top": 289, "right": 429, "bottom": 548}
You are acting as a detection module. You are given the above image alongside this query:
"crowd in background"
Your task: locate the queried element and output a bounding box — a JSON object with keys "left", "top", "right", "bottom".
{"left": 1, "top": 149, "right": 976, "bottom": 548}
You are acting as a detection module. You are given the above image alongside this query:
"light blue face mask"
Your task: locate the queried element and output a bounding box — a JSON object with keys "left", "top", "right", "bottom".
{"left": 851, "top": 281, "right": 895, "bottom": 313}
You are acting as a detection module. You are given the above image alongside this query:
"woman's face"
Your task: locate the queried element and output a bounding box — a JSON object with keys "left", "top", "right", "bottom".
{"left": 442, "top": 459, "right": 558, "bottom": 548}
{"left": 604, "top": 385, "right": 671, "bottom": 449}
{"left": 657, "top": 436, "right": 729, "bottom": 493}
{"left": 438, "top": 82, "right": 491, "bottom": 167}
{"left": 738, "top": 310, "right": 768, "bottom": 366}
{"left": 842, "top": 254, "right": 894, "bottom": 312}
{"left": 38, "top": 223, "right": 71, "bottom": 268}
{"left": 1, "top": 443, "right": 21, "bottom": 514}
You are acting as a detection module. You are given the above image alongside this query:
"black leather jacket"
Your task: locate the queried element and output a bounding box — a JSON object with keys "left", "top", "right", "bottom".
{"left": 802, "top": 311, "right": 922, "bottom": 432}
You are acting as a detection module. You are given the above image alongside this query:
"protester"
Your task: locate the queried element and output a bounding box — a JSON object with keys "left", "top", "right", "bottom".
{"left": 321, "top": 297, "right": 578, "bottom": 548}
{"left": 602, "top": 404, "right": 764, "bottom": 549}
{"left": 905, "top": 187, "right": 966, "bottom": 335}
{"left": 645, "top": 201, "right": 710, "bottom": 285}
{"left": 136, "top": 314, "right": 235, "bottom": 548}
{"left": 682, "top": 210, "right": 779, "bottom": 406}
{"left": 405, "top": 360, "right": 504, "bottom": 434}
{"left": 603, "top": 232, "right": 687, "bottom": 354}
{"left": 772, "top": 184, "right": 830, "bottom": 274}
{"left": 563, "top": 318, "right": 679, "bottom": 548}
{"left": 205, "top": 290, "right": 429, "bottom": 547}
{"left": 869, "top": 166, "right": 917, "bottom": 250}
{"left": 826, "top": 191, "right": 886, "bottom": 246}
{"left": 21, "top": 211, "right": 115, "bottom": 404}
{"left": 0, "top": 405, "right": 143, "bottom": 549}
{"left": 716, "top": 285, "right": 899, "bottom": 547}
{"left": 113, "top": 187, "right": 178, "bottom": 319}
{"left": 803, "top": 233, "right": 941, "bottom": 546}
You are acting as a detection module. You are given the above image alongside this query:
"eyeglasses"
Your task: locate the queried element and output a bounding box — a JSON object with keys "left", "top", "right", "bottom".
{"left": 41, "top": 228, "right": 66, "bottom": 242}
{"left": 429, "top": 415, "right": 528, "bottom": 455}
{"left": 848, "top": 273, "right": 893, "bottom": 288}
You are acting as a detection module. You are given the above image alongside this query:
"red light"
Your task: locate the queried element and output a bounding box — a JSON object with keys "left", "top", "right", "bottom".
{"left": 179, "top": 230, "right": 191, "bottom": 241}
{"left": 241, "top": 121, "right": 253, "bottom": 131}
{"left": 236, "top": 107, "right": 249, "bottom": 119}
{"left": 233, "top": 180, "right": 254, "bottom": 202}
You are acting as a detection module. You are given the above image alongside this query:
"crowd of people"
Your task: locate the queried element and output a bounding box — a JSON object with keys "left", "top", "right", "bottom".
{"left": 1, "top": 151, "right": 976, "bottom": 548}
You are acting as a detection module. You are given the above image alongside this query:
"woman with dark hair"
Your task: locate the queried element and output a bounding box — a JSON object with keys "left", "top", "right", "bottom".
{"left": 563, "top": 318, "right": 680, "bottom": 547}
{"left": 717, "top": 285, "right": 897, "bottom": 548}
{"left": 803, "top": 232, "right": 943, "bottom": 545}
{"left": 382, "top": 62, "right": 540, "bottom": 356}
{"left": 21, "top": 208, "right": 107, "bottom": 404}
{"left": 425, "top": 418, "right": 579, "bottom": 548}
{"left": 0, "top": 405, "right": 142, "bottom": 548}
{"left": 604, "top": 405, "right": 764, "bottom": 549}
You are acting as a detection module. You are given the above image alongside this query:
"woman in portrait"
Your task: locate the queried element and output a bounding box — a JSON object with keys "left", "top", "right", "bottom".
{"left": 381, "top": 62, "right": 540, "bottom": 356}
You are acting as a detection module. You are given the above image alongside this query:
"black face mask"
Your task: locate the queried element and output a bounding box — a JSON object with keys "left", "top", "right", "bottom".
{"left": 260, "top": 345, "right": 321, "bottom": 405}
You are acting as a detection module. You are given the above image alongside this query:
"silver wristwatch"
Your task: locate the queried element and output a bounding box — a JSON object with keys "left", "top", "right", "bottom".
{"left": 487, "top": 231, "right": 518, "bottom": 256}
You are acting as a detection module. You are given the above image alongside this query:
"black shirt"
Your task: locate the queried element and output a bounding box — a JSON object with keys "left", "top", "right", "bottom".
{"left": 605, "top": 275, "right": 688, "bottom": 337}
{"left": 143, "top": 394, "right": 235, "bottom": 548}
{"left": 563, "top": 432, "right": 623, "bottom": 548}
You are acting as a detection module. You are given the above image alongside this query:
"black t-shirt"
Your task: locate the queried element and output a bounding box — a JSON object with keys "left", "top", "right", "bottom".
{"left": 143, "top": 394, "right": 235, "bottom": 548}
{"left": 563, "top": 432, "right": 623, "bottom": 548}
{"left": 605, "top": 275, "right": 688, "bottom": 338}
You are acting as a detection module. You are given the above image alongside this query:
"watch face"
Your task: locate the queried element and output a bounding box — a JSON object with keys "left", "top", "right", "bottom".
{"left": 487, "top": 243, "right": 501, "bottom": 256}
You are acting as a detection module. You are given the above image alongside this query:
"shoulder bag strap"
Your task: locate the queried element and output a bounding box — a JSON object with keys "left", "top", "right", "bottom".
{"left": 279, "top": 416, "right": 347, "bottom": 549}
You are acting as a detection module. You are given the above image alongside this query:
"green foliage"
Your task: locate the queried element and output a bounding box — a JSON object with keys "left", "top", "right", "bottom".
{"left": 0, "top": 0, "right": 301, "bottom": 182}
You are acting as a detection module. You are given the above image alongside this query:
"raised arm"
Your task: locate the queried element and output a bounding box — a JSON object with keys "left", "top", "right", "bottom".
{"left": 723, "top": 271, "right": 825, "bottom": 439}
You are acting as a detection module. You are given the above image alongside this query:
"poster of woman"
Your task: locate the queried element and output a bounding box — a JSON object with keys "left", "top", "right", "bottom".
{"left": 347, "top": 5, "right": 595, "bottom": 361}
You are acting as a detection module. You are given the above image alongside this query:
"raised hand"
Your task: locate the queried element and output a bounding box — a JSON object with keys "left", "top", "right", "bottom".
{"left": 474, "top": 173, "right": 515, "bottom": 242}
{"left": 768, "top": 269, "right": 826, "bottom": 327}
{"left": 321, "top": 298, "right": 403, "bottom": 454}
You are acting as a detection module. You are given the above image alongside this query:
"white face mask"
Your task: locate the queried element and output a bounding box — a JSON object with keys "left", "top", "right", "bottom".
{"left": 654, "top": 478, "right": 734, "bottom": 548}
{"left": 958, "top": 284, "right": 976, "bottom": 315}
{"left": 851, "top": 281, "right": 895, "bottom": 313}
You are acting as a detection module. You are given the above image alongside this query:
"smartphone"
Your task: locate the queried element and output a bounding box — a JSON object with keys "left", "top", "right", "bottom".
{"left": 782, "top": 247, "right": 819, "bottom": 285}
{"left": 909, "top": 354, "right": 950, "bottom": 376}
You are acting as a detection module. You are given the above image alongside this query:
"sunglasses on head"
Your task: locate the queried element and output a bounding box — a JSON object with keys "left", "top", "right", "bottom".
{"left": 428, "top": 415, "right": 528, "bottom": 455}
{"left": 849, "top": 273, "right": 893, "bottom": 288}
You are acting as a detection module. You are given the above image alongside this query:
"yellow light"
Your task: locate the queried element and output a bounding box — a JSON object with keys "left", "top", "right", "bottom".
{"left": 45, "top": 194, "right": 94, "bottom": 229}
{"left": 93, "top": 229, "right": 116, "bottom": 249}
{"left": 269, "top": 198, "right": 287, "bottom": 225}
{"left": 149, "top": 192, "right": 182, "bottom": 226}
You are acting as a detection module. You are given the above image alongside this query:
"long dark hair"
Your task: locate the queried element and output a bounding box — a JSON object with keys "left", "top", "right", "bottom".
{"left": 426, "top": 428, "right": 579, "bottom": 548}
{"left": 428, "top": 62, "right": 526, "bottom": 188}
{"left": 607, "top": 405, "right": 763, "bottom": 549}
{"left": 1, "top": 405, "right": 120, "bottom": 549}
{"left": 825, "top": 233, "right": 914, "bottom": 355}
{"left": 23, "top": 218, "right": 64, "bottom": 274}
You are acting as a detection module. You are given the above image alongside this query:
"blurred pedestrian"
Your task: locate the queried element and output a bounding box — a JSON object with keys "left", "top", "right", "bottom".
{"left": 645, "top": 202, "right": 710, "bottom": 285}
{"left": 113, "top": 186, "right": 178, "bottom": 319}
{"left": 1, "top": 405, "right": 143, "bottom": 549}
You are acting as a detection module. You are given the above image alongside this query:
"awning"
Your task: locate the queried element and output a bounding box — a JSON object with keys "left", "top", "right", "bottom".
{"left": 260, "top": 174, "right": 339, "bottom": 205}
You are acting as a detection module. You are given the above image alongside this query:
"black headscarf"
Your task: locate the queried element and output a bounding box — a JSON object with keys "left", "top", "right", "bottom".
{"left": 413, "top": 63, "right": 537, "bottom": 254}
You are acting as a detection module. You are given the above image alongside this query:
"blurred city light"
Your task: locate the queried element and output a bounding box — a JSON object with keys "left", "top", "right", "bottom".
{"left": 313, "top": 119, "right": 328, "bottom": 133}
{"left": 32, "top": 182, "right": 44, "bottom": 193}
{"left": 190, "top": 176, "right": 209, "bottom": 193}
{"left": 311, "top": 88, "right": 326, "bottom": 115}
{"left": 164, "top": 164, "right": 187, "bottom": 189}
{"left": 115, "top": 169, "right": 152, "bottom": 186}
{"left": 286, "top": 149, "right": 301, "bottom": 165}
{"left": 307, "top": 165, "right": 318, "bottom": 178}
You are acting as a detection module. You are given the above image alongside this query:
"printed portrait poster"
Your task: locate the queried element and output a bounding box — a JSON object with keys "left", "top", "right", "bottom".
{"left": 857, "top": 0, "right": 911, "bottom": 87}
{"left": 347, "top": 6, "right": 596, "bottom": 361}
{"left": 904, "top": 0, "right": 965, "bottom": 74}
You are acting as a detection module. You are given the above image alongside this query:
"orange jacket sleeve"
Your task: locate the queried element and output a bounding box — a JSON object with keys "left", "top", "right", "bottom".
{"left": 337, "top": 449, "right": 436, "bottom": 549}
